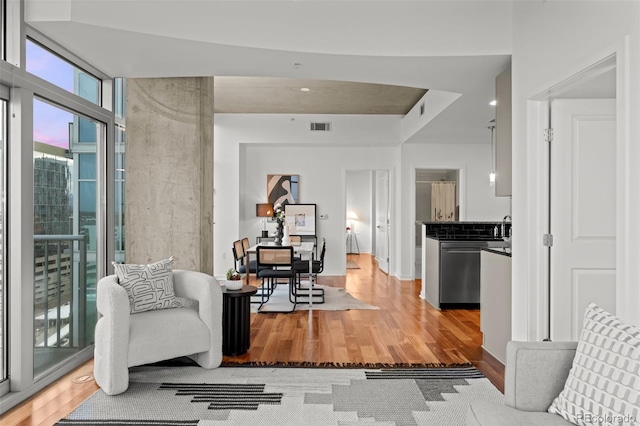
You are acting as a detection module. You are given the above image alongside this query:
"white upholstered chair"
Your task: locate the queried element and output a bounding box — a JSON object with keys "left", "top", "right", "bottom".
{"left": 94, "top": 269, "right": 223, "bottom": 395}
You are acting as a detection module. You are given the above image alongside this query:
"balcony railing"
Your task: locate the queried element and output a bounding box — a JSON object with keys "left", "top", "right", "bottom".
{"left": 34, "top": 234, "right": 87, "bottom": 348}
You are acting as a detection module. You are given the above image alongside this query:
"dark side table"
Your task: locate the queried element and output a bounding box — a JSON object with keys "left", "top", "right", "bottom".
{"left": 222, "top": 285, "right": 258, "bottom": 356}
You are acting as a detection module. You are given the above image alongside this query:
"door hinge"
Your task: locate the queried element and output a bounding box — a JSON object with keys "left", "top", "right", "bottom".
{"left": 544, "top": 128, "right": 554, "bottom": 143}
{"left": 543, "top": 233, "right": 554, "bottom": 247}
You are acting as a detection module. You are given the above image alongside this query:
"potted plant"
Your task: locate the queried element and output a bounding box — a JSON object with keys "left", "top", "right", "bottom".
{"left": 225, "top": 268, "right": 243, "bottom": 290}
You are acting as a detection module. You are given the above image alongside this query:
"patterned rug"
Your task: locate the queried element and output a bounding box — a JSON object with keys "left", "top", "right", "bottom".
{"left": 57, "top": 364, "right": 503, "bottom": 425}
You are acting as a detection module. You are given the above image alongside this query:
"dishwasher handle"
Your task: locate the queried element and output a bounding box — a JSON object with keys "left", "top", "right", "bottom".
{"left": 442, "top": 248, "right": 482, "bottom": 253}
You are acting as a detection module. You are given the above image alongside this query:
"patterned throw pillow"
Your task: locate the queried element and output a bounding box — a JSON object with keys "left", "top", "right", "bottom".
{"left": 112, "top": 257, "right": 182, "bottom": 314}
{"left": 548, "top": 303, "right": 640, "bottom": 426}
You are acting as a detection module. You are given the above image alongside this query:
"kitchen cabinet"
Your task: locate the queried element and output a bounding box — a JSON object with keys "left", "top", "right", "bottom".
{"left": 430, "top": 181, "right": 455, "bottom": 221}
{"left": 480, "top": 250, "right": 512, "bottom": 364}
{"left": 422, "top": 235, "right": 441, "bottom": 308}
{"left": 495, "top": 66, "right": 512, "bottom": 197}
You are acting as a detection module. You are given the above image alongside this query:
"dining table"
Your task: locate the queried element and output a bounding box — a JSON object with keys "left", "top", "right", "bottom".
{"left": 245, "top": 241, "right": 317, "bottom": 307}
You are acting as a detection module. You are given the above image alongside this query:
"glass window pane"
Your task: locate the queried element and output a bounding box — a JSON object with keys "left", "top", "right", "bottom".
{"left": 77, "top": 117, "right": 97, "bottom": 144}
{"left": 26, "top": 39, "right": 100, "bottom": 105}
{"left": 0, "top": 99, "right": 6, "bottom": 385}
{"left": 33, "top": 98, "right": 98, "bottom": 377}
{"left": 1, "top": 0, "right": 5, "bottom": 61}
{"left": 115, "top": 78, "right": 126, "bottom": 120}
{"left": 114, "top": 125, "right": 125, "bottom": 262}
{"left": 79, "top": 154, "right": 96, "bottom": 179}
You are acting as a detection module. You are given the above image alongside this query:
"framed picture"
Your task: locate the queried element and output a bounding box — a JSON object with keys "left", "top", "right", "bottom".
{"left": 267, "top": 174, "right": 299, "bottom": 206}
{"left": 284, "top": 203, "right": 316, "bottom": 235}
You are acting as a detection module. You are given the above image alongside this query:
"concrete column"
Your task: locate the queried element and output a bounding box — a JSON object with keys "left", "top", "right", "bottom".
{"left": 125, "top": 77, "right": 214, "bottom": 274}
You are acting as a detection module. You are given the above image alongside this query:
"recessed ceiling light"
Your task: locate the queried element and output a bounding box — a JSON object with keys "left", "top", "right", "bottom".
{"left": 300, "top": 88, "right": 310, "bottom": 92}
{"left": 489, "top": 100, "right": 497, "bottom": 106}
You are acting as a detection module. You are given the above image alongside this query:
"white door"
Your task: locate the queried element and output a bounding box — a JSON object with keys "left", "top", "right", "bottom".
{"left": 375, "top": 170, "right": 389, "bottom": 273}
{"left": 550, "top": 99, "right": 616, "bottom": 341}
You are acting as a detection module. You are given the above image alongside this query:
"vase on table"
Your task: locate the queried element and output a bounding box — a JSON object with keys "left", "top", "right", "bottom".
{"left": 275, "top": 220, "right": 284, "bottom": 245}
{"left": 282, "top": 224, "right": 291, "bottom": 246}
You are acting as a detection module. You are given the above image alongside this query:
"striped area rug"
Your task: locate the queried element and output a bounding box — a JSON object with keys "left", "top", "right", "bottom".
{"left": 58, "top": 364, "right": 503, "bottom": 425}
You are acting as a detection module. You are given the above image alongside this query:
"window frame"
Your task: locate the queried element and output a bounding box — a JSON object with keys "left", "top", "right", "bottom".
{"left": 0, "top": 19, "right": 116, "bottom": 407}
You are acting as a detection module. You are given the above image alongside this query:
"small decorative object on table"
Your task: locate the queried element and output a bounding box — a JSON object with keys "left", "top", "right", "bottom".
{"left": 225, "top": 268, "right": 243, "bottom": 290}
{"left": 274, "top": 202, "right": 286, "bottom": 245}
{"left": 282, "top": 224, "right": 291, "bottom": 246}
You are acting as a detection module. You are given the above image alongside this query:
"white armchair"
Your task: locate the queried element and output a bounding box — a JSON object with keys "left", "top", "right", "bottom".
{"left": 94, "top": 269, "right": 223, "bottom": 395}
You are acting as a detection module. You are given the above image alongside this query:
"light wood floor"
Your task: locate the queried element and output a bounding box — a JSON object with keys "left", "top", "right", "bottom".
{"left": 1, "top": 253, "right": 504, "bottom": 425}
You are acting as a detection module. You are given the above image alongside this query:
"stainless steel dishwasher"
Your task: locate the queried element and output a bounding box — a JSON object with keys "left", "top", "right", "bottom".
{"left": 439, "top": 241, "right": 485, "bottom": 308}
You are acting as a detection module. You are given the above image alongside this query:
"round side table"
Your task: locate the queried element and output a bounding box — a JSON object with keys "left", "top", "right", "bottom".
{"left": 222, "top": 285, "right": 258, "bottom": 356}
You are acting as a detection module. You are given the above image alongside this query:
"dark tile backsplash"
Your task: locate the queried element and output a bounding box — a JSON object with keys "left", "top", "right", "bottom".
{"left": 423, "top": 221, "right": 511, "bottom": 239}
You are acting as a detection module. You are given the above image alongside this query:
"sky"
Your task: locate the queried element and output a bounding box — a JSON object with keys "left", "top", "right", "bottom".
{"left": 27, "top": 40, "right": 76, "bottom": 150}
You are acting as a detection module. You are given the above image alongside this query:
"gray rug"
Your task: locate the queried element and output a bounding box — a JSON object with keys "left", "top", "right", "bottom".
{"left": 252, "top": 284, "right": 378, "bottom": 313}
{"left": 58, "top": 365, "right": 503, "bottom": 425}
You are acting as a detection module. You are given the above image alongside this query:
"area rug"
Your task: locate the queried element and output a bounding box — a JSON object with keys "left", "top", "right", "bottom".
{"left": 252, "top": 284, "right": 378, "bottom": 313}
{"left": 57, "top": 365, "right": 503, "bottom": 425}
{"left": 346, "top": 260, "right": 360, "bottom": 269}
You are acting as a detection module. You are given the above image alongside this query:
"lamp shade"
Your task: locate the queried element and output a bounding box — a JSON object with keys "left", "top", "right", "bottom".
{"left": 256, "top": 203, "right": 273, "bottom": 217}
{"left": 347, "top": 211, "right": 359, "bottom": 221}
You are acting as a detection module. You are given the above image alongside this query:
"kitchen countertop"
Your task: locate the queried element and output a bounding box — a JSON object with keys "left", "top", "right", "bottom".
{"left": 482, "top": 247, "right": 512, "bottom": 257}
{"left": 423, "top": 221, "right": 505, "bottom": 225}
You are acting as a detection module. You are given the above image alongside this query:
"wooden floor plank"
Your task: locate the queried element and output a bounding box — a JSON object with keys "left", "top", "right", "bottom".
{"left": 0, "top": 253, "right": 505, "bottom": 425}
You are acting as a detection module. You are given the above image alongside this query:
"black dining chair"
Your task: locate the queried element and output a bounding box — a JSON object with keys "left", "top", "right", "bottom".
{"left": 292, "top": 237, "right": 326, "bottom": 304}
{"left": 232, "top": 239, "right": 245, "bottom": 272}
{"left": 256, "top": 245, "right": 296, "bottom": 313}
{"left": 238, "top": 237, "right": 260, "bottom": 275}
{"left": 232, "top": 238, "right": 270, "bottom": 308}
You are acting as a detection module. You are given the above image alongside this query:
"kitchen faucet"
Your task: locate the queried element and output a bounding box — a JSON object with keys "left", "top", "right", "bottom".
{"left": 501, "top": 215, "right": 512, "bottom": 238}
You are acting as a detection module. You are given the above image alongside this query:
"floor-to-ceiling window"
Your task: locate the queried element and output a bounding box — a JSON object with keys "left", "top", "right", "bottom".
{"left": 32, "top": 98, "right": 99, "bottom": 376}
{"left": 0, "top": 96, "right": 7, "bottom": 397}
{"left": 0, "top": 3, "right": 115, "bottom": 411}
{"left": 0, "top": 0, "right": 9, "bottom": 399}
{"left": 26, "top": 37, "right": 104, "bottom": 378}
{"left": 114, "top": 78, "right": 126, "bottom": 263}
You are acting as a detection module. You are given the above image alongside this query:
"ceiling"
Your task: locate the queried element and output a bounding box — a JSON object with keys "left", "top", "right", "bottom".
{"left": 213, "top": 77, "right": 428, "bottom": 115}
{"left": 25, "top": 0, "right": 514, "bottom": 144}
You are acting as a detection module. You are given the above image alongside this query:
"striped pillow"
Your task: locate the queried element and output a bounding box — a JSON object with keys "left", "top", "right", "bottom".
{"left": 548, "top": 303, "right": 640, "bottom": 425}
{"left": 112, "top": 257, "right": 182, "bottom": 314}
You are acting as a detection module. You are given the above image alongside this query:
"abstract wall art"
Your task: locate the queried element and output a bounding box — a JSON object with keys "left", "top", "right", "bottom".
{"left": 267, "top": 174, "right": 299, "bottom": 206}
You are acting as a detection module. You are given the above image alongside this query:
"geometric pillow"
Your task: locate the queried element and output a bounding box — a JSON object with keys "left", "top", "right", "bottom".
{"left": 111, "top": 256, "right": 182, "bottom": 314}
{"left": 547, "top": 303, "right": 640, "bottom": 426}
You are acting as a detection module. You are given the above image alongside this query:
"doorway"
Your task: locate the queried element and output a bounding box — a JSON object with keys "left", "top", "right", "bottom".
{"left": 414, "top": 169, "right": 460, "bottom": 279}
{"left": 534, "top": 55, "right": 617, "bottom": 341}
{"left": 345, "top": 169, "right": 390, "bottom": 274}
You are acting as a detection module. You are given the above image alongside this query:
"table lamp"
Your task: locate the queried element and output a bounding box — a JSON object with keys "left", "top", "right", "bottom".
{"left": 256, "top": 203, "right": 273, "bottom": 237}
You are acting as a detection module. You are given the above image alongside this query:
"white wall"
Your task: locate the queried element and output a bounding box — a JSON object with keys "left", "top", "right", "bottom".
{"left": 242, "top": 145, "right": 398, "bottom": 277}
{"left": 398, "top": 142, "right": 511, "bottom": 280}
{"left": 511, "top": 1, "right": 640, "bottom": 338}
{"left": 346, "top": 170, "right": 372, "bottom": 254}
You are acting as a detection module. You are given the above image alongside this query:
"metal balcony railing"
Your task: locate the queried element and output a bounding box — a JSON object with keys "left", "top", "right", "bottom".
{"left": 33, "top": 234, "right": 87, "bottom": 349}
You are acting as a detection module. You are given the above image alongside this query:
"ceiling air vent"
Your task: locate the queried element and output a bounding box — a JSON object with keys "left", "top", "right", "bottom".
{"left": 310, "top": 122, "right": 332, "bottom": 132}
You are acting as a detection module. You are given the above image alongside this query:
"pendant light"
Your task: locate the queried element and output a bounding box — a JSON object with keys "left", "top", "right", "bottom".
{"left": 489, "top": 119, "right": 496, "bottom": 186}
